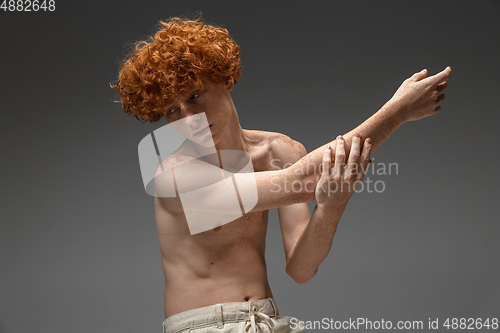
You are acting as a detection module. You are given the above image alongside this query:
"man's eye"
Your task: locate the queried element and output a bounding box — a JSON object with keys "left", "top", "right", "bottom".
{"left": 190, "top": 93, "right": 199, "bottom": 100}
{"left": 167, "top": 108, "right": 178, "bottom": 114}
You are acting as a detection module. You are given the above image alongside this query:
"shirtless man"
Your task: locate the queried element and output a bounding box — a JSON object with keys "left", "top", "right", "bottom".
{"left": 112, "top": 17, "right": 451, "bottom": 333}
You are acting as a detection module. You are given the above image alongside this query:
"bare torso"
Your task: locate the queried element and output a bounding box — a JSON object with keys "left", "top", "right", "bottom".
{"left": 155, "top": 129, "right": 295, "bottom": 318}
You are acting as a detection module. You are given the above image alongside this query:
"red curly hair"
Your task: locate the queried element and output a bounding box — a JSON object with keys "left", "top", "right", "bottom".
{"left": 112, "top": 16, "right": 242, "bottom": 123}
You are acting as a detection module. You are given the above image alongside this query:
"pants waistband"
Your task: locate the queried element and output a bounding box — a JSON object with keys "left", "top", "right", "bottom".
{"left": 162, "top": 298, "right": 279, "bottom": 333}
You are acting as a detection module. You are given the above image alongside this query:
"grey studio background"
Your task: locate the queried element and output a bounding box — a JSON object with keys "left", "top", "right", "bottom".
{"left": 1, "top": 1, "right": 499, "bottom": 332}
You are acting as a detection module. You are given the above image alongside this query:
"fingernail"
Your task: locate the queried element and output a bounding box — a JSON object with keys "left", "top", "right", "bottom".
{"left": 337, "top": 135, "right": 343, "bottom": 140}
{"left": 366, "top": 138, "right": 372, "bottom": 144}
{"left": 327, "top": 145, "right": 331, "bottom": 149}
{"left": 354, "top": 133, "right": 360, "bottom": 138}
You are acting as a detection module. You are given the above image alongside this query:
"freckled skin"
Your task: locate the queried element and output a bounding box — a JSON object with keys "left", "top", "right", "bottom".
{"left": 155, "top": 68, "right": 451, "bottom": 318}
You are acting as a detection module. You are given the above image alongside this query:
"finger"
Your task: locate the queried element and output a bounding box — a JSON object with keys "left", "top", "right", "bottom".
{"left": 321, "top": 145, "right": 332, "bottom": 176}
{"left": 358, "top": 138, "right": 372, "bottom": 181}
{"left": 430, "top": 66, "right": 452, "bottom": 87}
{"left": 434, "top": 105, "right": 441, "bottom": 113}
{"left": 346, "top": 133, "right": 361, "bottom": 180}
{"left": 410, "top": 69, "right": 428, "bottom": 82}
{"left": 333, "top": 135, "right": 345, "bottom": 180}
{"left": 436, "top": 93, "right": 445, "bottom": 104}
{"left": 436, "top": 81, "right": 448, "bottom": 93}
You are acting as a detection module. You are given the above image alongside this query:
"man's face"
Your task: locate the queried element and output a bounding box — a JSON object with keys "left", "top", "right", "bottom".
{"left": 162, "top": 77, "right": 235, "bottom": 146}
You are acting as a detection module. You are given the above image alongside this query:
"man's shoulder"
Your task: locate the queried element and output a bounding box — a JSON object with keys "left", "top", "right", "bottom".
{"left": 155, "top": 141, "right": 199, "bottom": 176}
{"left": 155, "top": 151, "right": 188, "bottom": 180}
{"left": 246, "top": 129, "right": 307, "bottom": 169}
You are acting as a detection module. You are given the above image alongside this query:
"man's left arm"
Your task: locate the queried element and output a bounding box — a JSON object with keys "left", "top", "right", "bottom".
{"left": 279, "top": 135, "right": 371, "bottom": 284}
{"left": 274, "top": 135, "right": 336, "bottom": 285}
{"left": 274, "top": 139, "right": 313, "bottom": 283}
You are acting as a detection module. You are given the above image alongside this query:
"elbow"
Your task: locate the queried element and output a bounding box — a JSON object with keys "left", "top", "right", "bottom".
{"left": 291, "top": 276, "right": 311, "bottom": 285}
{"left": 286, "top": 265, "right": 317, "bottom": 285}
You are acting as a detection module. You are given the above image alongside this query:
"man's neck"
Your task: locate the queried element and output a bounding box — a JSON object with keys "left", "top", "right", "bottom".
{"left": 214, "top": 110, "right": 249, "bottom": 153}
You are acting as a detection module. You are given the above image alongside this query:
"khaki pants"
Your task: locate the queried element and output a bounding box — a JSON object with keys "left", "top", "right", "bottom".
{"left": 162, "top": 298, "right": 305, "bottom": 333}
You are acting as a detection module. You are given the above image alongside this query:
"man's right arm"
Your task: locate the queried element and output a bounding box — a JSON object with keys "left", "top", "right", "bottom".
{"left": 255, "top": 67, "right": 452, "bottom": 207}
{"left": 157, "top": 67, "right": 451, "bottom": 214}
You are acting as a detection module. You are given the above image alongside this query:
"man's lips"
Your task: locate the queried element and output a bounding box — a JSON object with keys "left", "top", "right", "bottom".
{"left": 194, "top": 124, "right": 212, "bottom": 136}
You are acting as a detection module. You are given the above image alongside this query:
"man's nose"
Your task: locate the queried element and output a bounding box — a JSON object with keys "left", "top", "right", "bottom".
{"left": 180, "top": 105, "right": 201, "bottom": 124}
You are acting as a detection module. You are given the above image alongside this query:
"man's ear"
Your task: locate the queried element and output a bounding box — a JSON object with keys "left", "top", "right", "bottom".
{"left": 225, "top": 76, "right": 234, "bottom": 91}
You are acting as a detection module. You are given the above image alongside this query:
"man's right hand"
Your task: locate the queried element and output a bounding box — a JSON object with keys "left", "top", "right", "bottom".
{"left": 389, "top": 66, "right": 452, "bottom": 122}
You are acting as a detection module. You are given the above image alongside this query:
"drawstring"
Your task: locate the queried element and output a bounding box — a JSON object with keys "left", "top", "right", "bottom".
{"left": 245, "top": 305, "right": 275, "bottom": 333}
